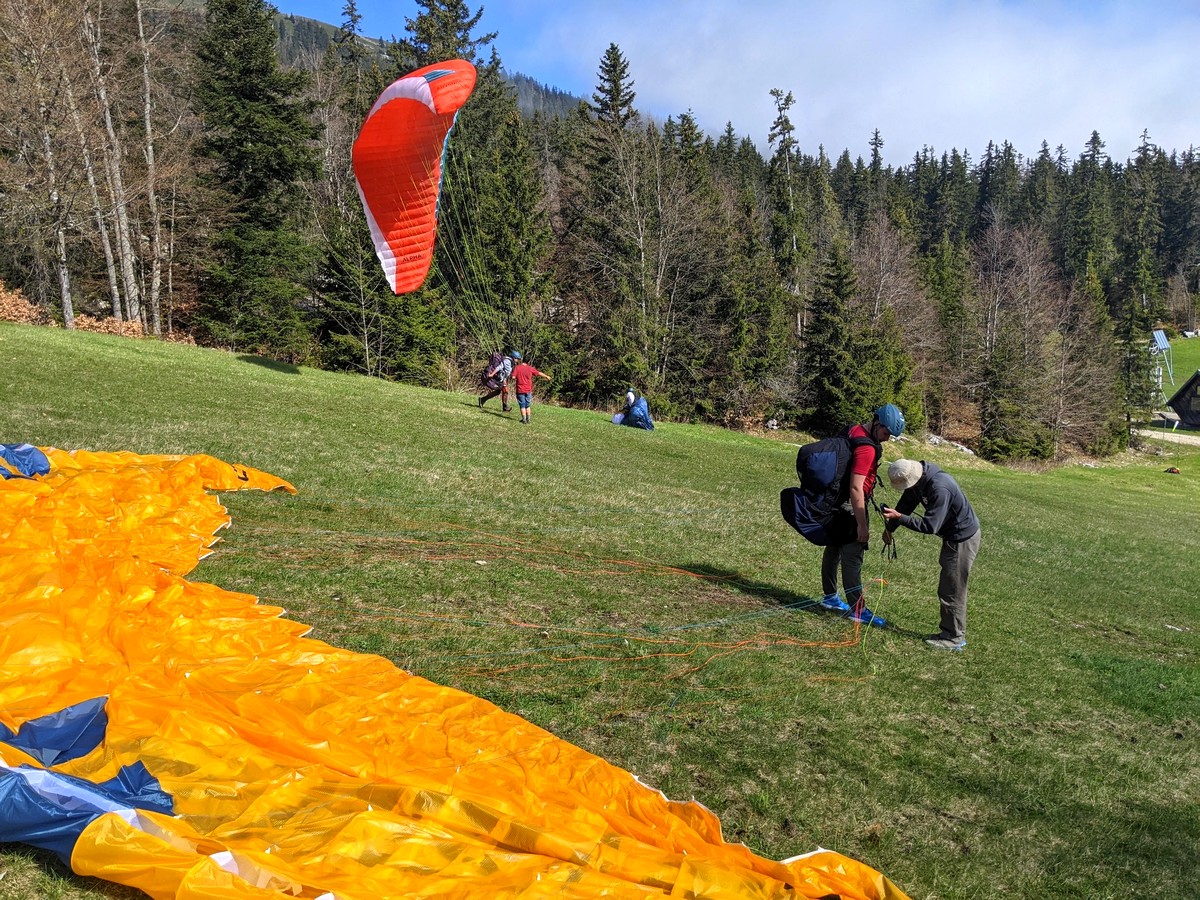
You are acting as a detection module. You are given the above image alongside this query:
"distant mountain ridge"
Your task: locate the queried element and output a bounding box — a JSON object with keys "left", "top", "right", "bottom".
{"left": 273, "top": 9, "right": 583, "bottom": 119}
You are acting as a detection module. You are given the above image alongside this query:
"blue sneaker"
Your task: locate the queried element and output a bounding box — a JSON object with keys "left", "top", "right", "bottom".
{"left": 819, "top": 593, "right": 851, "bottom": 612}
{"left": 847, "top": 605, "right": 886, "bottom": 627}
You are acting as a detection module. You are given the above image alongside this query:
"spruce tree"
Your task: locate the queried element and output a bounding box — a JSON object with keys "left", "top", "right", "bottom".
{"left": 804, "top": 238, "right": 857, "bottom": 433}
{"left": 1062, "top": 131, "right": 1117, "bottom": 289}
{"left": 973, "top": 140, "right": 1021, "bottom": 234}
{"left": 766, "top": 88, "right": 812, "bottom": 343}
{"left": 396, "top": 0, "right": 495, "bottom": 70}
{"left": 590, "top": 43, "right": 636, "bottom": 127}
{"left": 1112, "top": 133, "right": 1165, "bottom": 436}
{"left": 555, "top": 43, "right": 648, "bottom": 403}
{"left": 918, "top": 233, "right": 974, "bottom": 434}
{"left": 193, "top": 0, "right": 320, "bottom": 359}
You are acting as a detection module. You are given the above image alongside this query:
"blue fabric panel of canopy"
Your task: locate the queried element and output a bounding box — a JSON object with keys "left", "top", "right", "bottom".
{"left": 0, "top": 698, "right": 175, "bottom": 865}
{"left": 0, "top": 442, "right": 51, "bottom": 479}
{"left": 1, "top": 696, "right": 109, "bottom": 766}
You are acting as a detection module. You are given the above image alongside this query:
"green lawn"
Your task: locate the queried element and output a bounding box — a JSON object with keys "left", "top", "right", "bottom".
{"left": 1, "top": 323, "right": 1197, "bottom": 900}
{"left": 1166, "top": 334, "right": 1200, "bottom": 391}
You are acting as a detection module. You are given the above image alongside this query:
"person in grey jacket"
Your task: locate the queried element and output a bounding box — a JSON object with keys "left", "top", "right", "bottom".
{"left": 881, "top": 459, "right": 981, "bottom": 651}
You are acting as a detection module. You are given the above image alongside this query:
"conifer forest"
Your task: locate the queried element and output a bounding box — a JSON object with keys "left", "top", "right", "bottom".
{"left": 2, "top": 0, "right": 1198, "bottom": 460}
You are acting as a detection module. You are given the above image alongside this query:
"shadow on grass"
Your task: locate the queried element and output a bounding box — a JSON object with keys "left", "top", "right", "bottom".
{"left": 673, "top": 563, "right": 819, "bottom": 611}
{"left": 469, "top": 399, "right": 517, "bottom": 418}
{"left": 237, "top": 355, "right": 301, "bottom": 375}
{"left": 948, "top": 768, "right": 1200, "bottom": 898}
{"left": 676, "top": 563, "right": 932, "bottom": 643}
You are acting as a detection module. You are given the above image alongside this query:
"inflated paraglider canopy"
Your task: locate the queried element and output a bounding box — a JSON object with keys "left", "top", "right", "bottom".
{"left": 353, "top": 59, "right": 477, "bottom": 294}
{"left": 0, "top": 446, "right": 908, "bottom": 899}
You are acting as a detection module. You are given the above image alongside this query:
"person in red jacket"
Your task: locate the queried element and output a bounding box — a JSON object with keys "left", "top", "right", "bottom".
{"left": 818, "top": 403, "right": 906, "bottom": 627}
{"left": 509, "top": 353, "right": 550, "bottom": 425}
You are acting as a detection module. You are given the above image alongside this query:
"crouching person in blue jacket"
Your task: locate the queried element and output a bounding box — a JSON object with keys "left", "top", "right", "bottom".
{"left": 612, "top": 389, "right": 654, "bottom": 431}
{"left": 882, "top": 459, "right": 980, "bottom": 651}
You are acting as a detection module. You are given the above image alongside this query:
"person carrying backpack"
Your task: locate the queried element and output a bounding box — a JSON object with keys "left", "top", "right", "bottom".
{"left": 782, "top": 404, "right": 905, "bottom": 627}
{"left": 478, "top": 350, "right": 516, "bottom": 412}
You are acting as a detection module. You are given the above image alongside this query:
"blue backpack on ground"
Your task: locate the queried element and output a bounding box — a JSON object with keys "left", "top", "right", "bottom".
{"left": 780, "top": 428, "right": 879, "bottom": 545}
{"left": 624, "top": 395, "right": 654, "bottom": 431}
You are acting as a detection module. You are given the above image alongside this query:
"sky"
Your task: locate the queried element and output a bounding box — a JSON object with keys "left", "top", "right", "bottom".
{"left": 277, "top": 0, "right": 1198, "bottom": 166}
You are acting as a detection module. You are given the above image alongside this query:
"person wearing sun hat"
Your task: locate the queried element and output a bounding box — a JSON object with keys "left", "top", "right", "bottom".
{"left": 881, "top": 459, "right": 981, "bottom": 651}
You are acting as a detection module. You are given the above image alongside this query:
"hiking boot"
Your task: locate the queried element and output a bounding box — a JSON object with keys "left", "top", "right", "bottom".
{"left": 847, "top": 604, "right": 886, "bottom": 627}
{"left": 502, "top": 405, "right": 511, "bottom": 412}
{"left": 477, "top": 397, "right": 485, "bottom": 409}
{"left": 924, "top": 635, "right": 966, "bottom": 651}
{"left": 818, "top": 593, "right": 851, "bottom": 612}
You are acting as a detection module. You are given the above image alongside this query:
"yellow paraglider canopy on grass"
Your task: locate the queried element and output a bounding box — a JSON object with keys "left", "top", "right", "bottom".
{"left": 0, "top": 447, "right": 909, "bottom": 900}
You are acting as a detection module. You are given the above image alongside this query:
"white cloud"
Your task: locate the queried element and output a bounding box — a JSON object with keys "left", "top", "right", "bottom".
{"left": 288, "top": 0, "right": 1197, "bottom": 164}
{"left": 488, "top": 0, "right": 1198, "bottom": 164}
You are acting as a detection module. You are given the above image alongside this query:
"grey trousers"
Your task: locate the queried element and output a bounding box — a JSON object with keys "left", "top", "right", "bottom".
{"left": 937, "top": 528, "right": 981, "bottom": 640}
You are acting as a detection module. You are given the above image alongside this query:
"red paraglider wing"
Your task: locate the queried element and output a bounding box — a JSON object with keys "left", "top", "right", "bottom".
{"left": 352, "top": 59, "right": 476, "bottom": 294}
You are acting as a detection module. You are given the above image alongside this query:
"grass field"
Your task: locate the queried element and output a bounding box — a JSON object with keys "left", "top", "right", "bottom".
{"left": 1163, "top": 334, "right": 1200, "bottom": 404}
{"left": 1, "top": 323, "right": 1197, "bottom": 900}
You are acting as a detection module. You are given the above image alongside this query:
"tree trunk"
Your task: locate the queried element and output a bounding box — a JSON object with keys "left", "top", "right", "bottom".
{"left": 135, "top": 0, "right": 163, "bottom": 335}
{"left": 83, "top": 5, "right": 142, "bottom": 327}
{"left": 36, "top": 83, "right": 74, "bottom": 327}
{"left": 64, "top": 76, "right": 122, "bottom": 321}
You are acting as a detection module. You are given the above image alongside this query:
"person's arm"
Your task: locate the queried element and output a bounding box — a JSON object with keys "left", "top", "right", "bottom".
{"left": 882, "top": 489, "right": 919, "bottom": 529}
{"left": 895, "top": 484, "right": 948, "bottom": 534}
{"left": 849, "top": 472, "right": 869, "bottom": 543}
{"left": 881, "top": 488, "right": 917, "bottom": 542}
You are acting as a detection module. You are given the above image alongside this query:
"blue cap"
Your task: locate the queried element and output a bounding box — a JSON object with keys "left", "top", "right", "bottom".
{"left": 510, "top": 351, "right": 522, "bottom": 360}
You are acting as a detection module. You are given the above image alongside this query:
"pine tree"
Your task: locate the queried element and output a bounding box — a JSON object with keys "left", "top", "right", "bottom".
{"left": 1112, "top": 133, "right": 1164, "bottom": 436}
{"left": 919, "top": 233, "right": 974, "bottom": 434}
{"left": 973, "top": 140, "right": 1021, "bottom": 234}
{"left": 804, "top": 238, "right": 857, "bottom": 433}
{"left": 393, "top": 0, "right": 495, "bottom": 71}
{"left": 193, "top": 0, "right": 320, "bottom": 359}
{"left": 589, "top": 43, "right": 636, "bottom": 127}
{"left": 766, "top": 88, "right": 811, "bottom": 342}
{"left": 1062, "top": 131, "right": 1117, "bottom": 289}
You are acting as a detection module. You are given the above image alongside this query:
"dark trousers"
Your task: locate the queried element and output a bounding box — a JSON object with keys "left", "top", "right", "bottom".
{"left": 821, "top": 540, "right": 866, "bottom": 604}
{"left": 479, "top": 383, "right": 510, "bottom": 408}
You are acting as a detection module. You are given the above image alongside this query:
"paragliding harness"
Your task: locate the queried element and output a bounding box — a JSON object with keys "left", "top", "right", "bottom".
{"left": 481, "top": 351, "right": 506, "bottom": 390}
{"left": 621, "top": 392, "right": 655, "bottom": 431}
{"left": 780, "top": 427, "right": 881, "bottom": 546}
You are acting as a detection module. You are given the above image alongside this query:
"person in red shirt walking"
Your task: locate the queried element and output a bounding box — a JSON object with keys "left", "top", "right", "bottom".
{"left": 509, "top": 352, "right": 550, "bottom": 425}
{"left": 818, "top": 403, "right": 905, "bottom": 627}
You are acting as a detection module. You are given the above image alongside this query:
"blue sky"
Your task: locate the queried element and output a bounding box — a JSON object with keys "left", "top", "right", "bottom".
{"left": 278, "top": 0, "right": 1197, "bottom": 165}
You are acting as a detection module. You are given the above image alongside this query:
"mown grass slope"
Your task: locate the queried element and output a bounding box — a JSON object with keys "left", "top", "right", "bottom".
{"left": 1, "top": 323, "right": 1197, "bottom": 900}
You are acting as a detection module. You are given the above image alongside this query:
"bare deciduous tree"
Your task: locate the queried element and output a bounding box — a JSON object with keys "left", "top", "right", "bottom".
{"left": 0, "top": 0, "right": 81, "bottom": 326}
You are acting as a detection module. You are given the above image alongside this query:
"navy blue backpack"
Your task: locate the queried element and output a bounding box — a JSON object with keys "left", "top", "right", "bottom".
{"left": 780, "top": 429, "right": 879, "bottom": 545}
